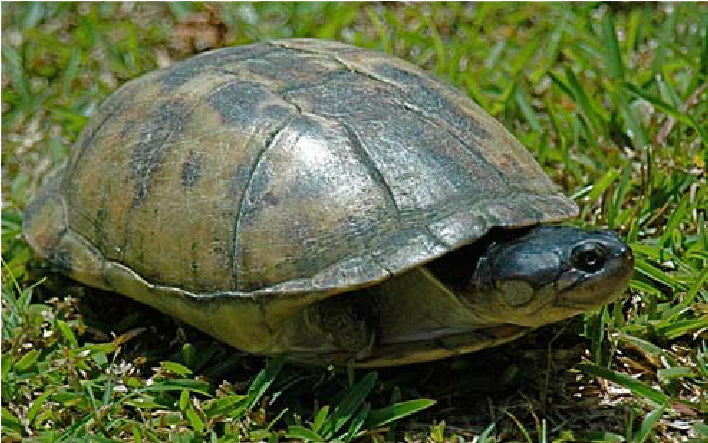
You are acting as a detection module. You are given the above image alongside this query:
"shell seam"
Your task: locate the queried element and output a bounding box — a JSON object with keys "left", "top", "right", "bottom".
{"left": 263, "top": 50, "right": 525, "bottom": 251}
{"left": 119, "top": 76, "right": 255, "bottom": 261}
{"left": 231, "top": 114, "right": 299, "bottom": 290}
{"left": 265, "top": 41, "right": 547, "bottom": 199}
{"left": 259, "top": 45, "right": 450, "bottom": 273}
{"left": 339, "top": 121, "right": 402, "bottom": 217}
{"left": 275, "top": 80, "right": 509, "bottom": 247}
{"left": 264, "top": 46, "right": 517, "bottom": 197}
{"left": 395, "top": 100, "right": 511, "bottom": 188}
{"left": 339, "top": 121, "right": 405, "bottom": 278}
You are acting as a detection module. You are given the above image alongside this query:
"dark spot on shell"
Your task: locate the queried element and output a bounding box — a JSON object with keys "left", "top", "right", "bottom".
{"left": 262, "top": 192, "right": 278, "bottom": 206}
{"left": 210, "top": 237, "right": 232, "bottom": 280}
{"left": 131, "top": 101, "right": 189, "bottom": 206}
{"left": 137, "top": 248, "right": 145, "bottom": 268}
{"left": 181, "top": 150, "right": 203, "bottom": 188}
{"left": 212, "top": 238, "right": 229, "bottom": 263}
{"left": 191, "top": 242, "right": 199, "bottom": 275}
{"left": 241, "top": 53, "right": 340, "bottom": 87}
{"left": 206, "top": 81, "right": 286, "bottom": 127}
{"left": 277, "top": 69, "right": 353, "bottom": 95}
{"left": 372, "top": 64, "right": 490, "bottom": 140}
{"left": 262, "top": 104, "right": 295, "bottom": 121}
{"left": 160, "top": 45, "right": 284, "bottom": 91}
{"left": 160, "top": 68, "right": 198, "bottom": 93}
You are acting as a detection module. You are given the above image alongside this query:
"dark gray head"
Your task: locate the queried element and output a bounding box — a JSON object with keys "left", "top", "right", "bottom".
{"left": 464, "top": 225, "right": 633, "bottom": 327}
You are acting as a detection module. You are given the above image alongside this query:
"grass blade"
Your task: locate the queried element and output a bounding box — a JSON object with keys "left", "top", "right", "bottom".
{"left": 27, "top": 390, "right": 52, "bottom": 425}
{"left": 650, "top": 8, "right": 677, "bottom": 75}
{"left": 564, "top": 67, "right": 601, "bottom": 133}
{"left": 141, "top": 379, "right": 210, "bottom": 395}
{"left": 515, "top": 87, "right": 542, "bottom": 132}
{"left": 578, "top": 364, "right": 669, "bottom": 405}
{"left": 679, "top": 266, "right": 708, "bottom": 309}
{"left": 623, "top": 82, "right": 708, "bottom": 143}
{"left": 245, "top": 356, "right": 284, "bottom": 410}
{"left": 657, "top": 366, "right": 697, "bottom": 382}
{"left": 2, "top": 408, "right": 23, "bottom": 434}
{"left": 587, "top": 168, "right": 621, "bottom": 202}
{"left": 616, "top": 91, "right": 647, "bottom": 148}
{"left": 659, "top": 193, "right": 690, "bottom": 247}
{"left": 343, "top": 402, "right": 370, "bottom": 442}
{"left": 601, "top": 10, "right": 624, "bottom": 79}
{"left": 14, "top": 349, "right": 40, "bottom": 372}
{"left": 322, "top": 372, "right": 377, "bottom": 437}
{"left": 286, "top": 425, "right": 324, "bottom": 442}
{"left": 312, "top": 405, "right": 330, "bottom": 434}
{"left": 506, "top": 410, "right": 533, "bottom": 443}
{"left": 633, "top": 401, "right": 668, "bottom": 443}
{"left": 702, "top": 12, "right": 708, "bottom": 76}
{"left": 478, "top": 423, "right": 497, "bottom": 443}
{"left": 657, "top": 317, "right": 708, "bottom": 340}
{"left": 616, "top": 333, "right": 675, "bottom": 366}
{"left": 366, "top": 398, "right": 437, "bottom": 428}
{"left": 633, "top": 258, "right": 684, "bottom": 291}
{"left": 160, "top": 361, "right": 192, "bottom": 376}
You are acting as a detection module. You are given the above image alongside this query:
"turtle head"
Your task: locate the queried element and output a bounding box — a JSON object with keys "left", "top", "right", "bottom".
{"left": 465, "top": 225, "right": 633, "bottom": 327}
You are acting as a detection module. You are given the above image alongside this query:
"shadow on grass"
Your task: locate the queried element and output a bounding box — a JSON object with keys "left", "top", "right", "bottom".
{"left": 31, "top": 265, "right": 630, "bottom": 441}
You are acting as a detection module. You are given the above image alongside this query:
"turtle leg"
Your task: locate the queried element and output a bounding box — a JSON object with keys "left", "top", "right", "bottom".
{"left": 307, "top": 290, "right": 378, "bottom": 361}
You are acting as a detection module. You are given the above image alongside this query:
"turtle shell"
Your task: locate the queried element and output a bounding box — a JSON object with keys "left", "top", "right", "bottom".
{"left": 23, "top": 39, "right": 578, "bottom": 354}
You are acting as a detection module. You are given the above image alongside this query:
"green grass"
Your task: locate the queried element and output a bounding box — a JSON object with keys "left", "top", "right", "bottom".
{"left": 2, "top": 2, "right": 706, "bottom": 442}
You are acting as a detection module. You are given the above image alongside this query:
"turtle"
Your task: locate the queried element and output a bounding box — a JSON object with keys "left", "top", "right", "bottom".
{"left": 23, "top": 38, "right": 634, "bottom": 367}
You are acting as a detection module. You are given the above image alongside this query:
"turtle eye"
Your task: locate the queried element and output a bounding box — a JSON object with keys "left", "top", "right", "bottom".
{"left": 571, "top": 242, "right": 606, "bottom": 273}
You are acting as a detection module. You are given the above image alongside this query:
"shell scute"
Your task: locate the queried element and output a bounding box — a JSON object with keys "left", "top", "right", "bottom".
{"left": 180, "top": 150, "right": 204, "bottom": 188}
{"left": 282, "top": 74, "right": 507, "bottom": 222}
{"left": 290, "top": 41, "right": 560, "bottom": 197}
{"left": 26, "top": 39, "right": 578, "bottom": 299}
{"left": 240, "top": 51, "right": 344, "bottom": 91}
{"left": 235, "top": 113, "right": 400, "bottom": 291}
{"left": 205, "top": 80, "right": 295, "bottom": 128}
{"left": 130, "top": 100, "right": 190, "bottom": 205}
{"left": 159, "top": 44, "right": 285, "bottom": 91}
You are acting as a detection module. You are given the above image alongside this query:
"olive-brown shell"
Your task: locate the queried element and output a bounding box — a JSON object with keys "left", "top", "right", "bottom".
{"left": 24, "top": 38, "right": 577, "bottom": 300}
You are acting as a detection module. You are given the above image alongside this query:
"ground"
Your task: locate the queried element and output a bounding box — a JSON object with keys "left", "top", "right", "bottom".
{"left": 2, "top": 3, "right": 706, "bottom": 442}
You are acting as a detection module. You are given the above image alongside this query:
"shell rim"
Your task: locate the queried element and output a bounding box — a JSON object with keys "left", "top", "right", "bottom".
{"left": 24, "top": 186, "right": 578, "bottom": 302}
